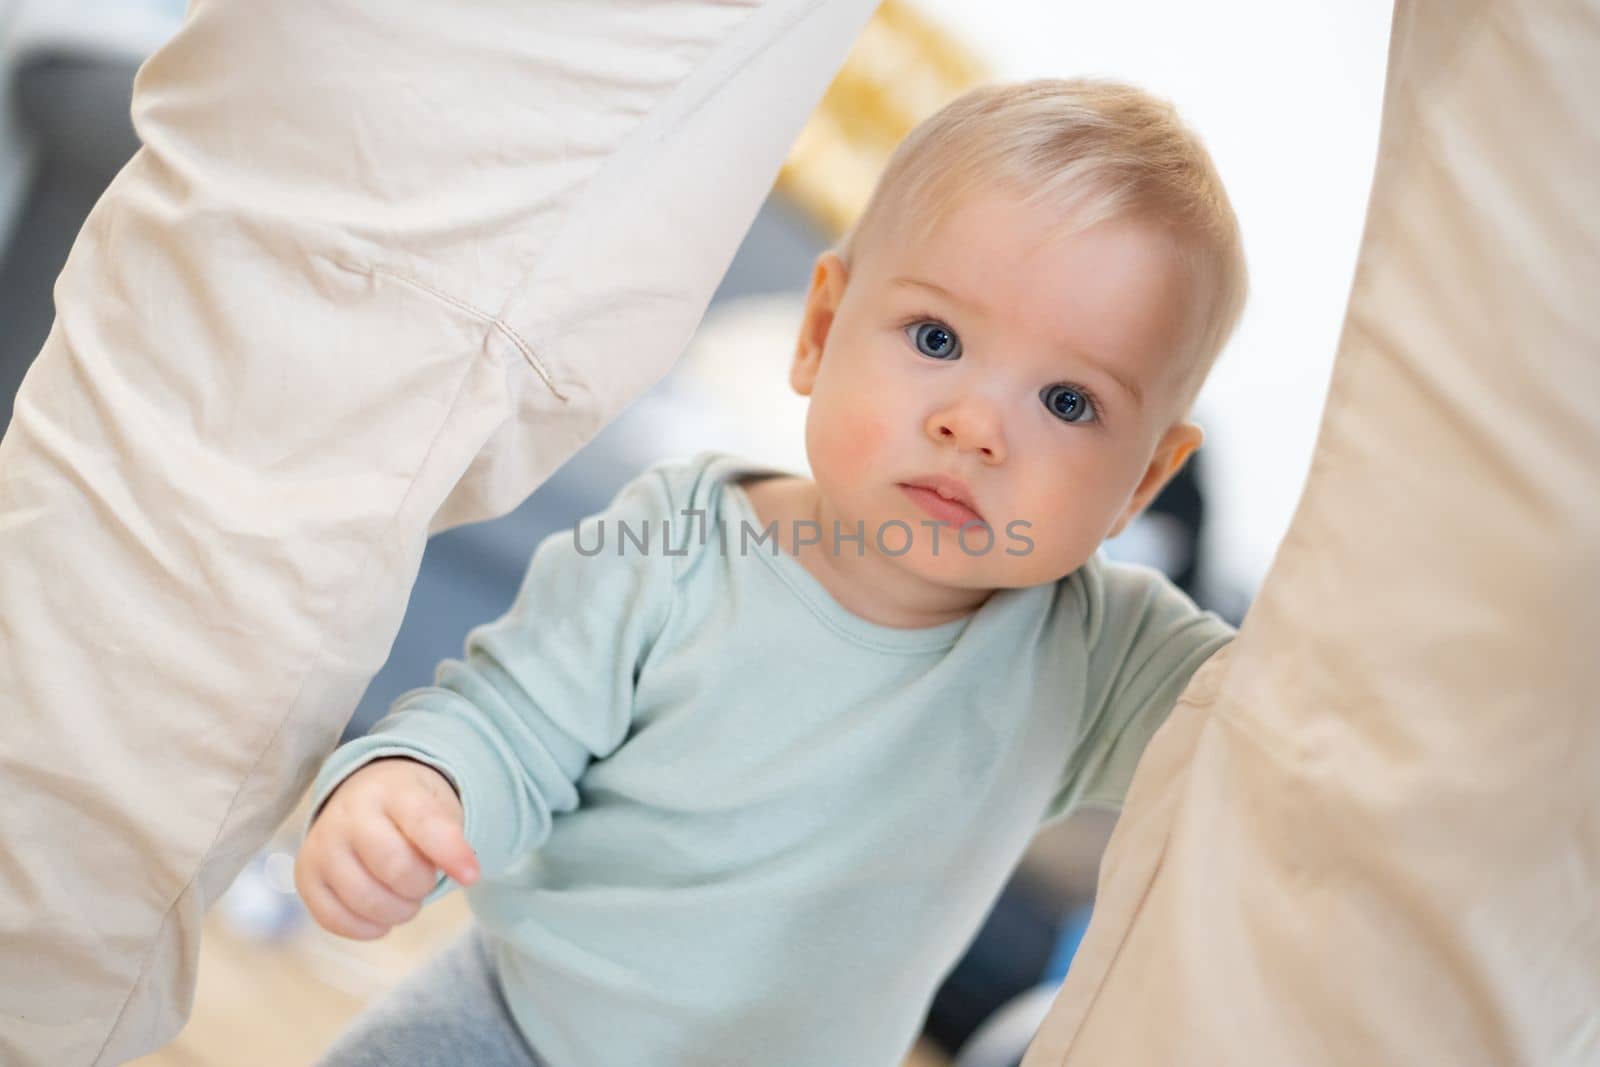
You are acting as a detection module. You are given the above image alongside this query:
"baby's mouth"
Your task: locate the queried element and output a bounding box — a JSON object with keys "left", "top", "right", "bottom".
{"left": 897, "top": 481, "right": 986, "bottom": 527}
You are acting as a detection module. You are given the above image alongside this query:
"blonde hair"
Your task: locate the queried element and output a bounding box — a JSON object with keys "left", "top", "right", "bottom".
{"left": 838, "top": 78, "right": 1247, "bottom": 413}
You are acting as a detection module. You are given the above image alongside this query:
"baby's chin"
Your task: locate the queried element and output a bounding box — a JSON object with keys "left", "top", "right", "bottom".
{"left": 888, "top": 537, "right": 1082, "bottom": 593}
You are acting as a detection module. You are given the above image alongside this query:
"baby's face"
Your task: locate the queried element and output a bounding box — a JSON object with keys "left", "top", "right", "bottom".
{"left": 792, "top": 190, "right": 1204, "bottom": 591}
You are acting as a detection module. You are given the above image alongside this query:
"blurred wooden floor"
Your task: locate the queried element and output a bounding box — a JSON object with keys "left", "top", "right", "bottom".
{"left": 129, "top": 811, "right": 951, "bottom": 1067}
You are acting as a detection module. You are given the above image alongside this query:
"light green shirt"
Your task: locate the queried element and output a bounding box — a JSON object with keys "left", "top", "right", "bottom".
{"left": 307, "top": 451, "right": 1234, "bottom": 1067}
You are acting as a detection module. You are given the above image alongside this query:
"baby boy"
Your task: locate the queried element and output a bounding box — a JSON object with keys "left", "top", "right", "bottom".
{"left": 295, "top": 77, "right": 1248, "bottom": 1067}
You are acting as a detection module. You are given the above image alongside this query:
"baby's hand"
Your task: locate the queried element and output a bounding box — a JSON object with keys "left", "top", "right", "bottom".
{"left": 294, "top": 757, "right": 480, "bottom": 940}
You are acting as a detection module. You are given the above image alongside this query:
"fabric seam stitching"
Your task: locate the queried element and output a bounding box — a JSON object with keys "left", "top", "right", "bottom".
{"left": 368, "top": 266, "right": 569, "bottom": 403}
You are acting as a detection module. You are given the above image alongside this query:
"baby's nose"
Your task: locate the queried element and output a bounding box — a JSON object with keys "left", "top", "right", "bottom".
{"left": 926, "top": 403, "right": 1005, "bottom": 462}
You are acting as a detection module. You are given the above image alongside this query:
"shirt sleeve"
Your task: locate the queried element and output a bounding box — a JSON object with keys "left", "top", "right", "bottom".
{"left": 302, "top": 464, "right": 682, "bottom": 903}
{"left": 1045, "top": 555, "right": 1236, "bottom": 823}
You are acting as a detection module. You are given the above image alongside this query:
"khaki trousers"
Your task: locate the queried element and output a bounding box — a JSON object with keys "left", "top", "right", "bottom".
{"left": 1024, "top": 3, "right": 1599, "bottom": 1065}
{"left": 0, "top": 3, "right": 876, "bottom": 1063}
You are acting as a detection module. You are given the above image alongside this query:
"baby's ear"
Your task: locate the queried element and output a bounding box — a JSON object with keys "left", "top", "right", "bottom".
{"left": 1108, "top": 420, "right": 1204, "bottom": 539}
{"left": 791, "top": 252, "right": 849, "bottom": 396}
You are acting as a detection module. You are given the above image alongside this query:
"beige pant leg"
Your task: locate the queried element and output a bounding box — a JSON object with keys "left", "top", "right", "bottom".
{"left": 0, "top": 2, "right": 875, "bottom": 1063}
{"left": 1023, "top": 3, "right": 1600, "bottom": 1065}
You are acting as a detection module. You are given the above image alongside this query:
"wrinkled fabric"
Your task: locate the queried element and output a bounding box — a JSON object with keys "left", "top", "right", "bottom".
{"left": 1023, "top": 2, "right": 1600, "bottom": 1065}
{"left": 0, "top": 2, "right": 876, "bottom": 1064}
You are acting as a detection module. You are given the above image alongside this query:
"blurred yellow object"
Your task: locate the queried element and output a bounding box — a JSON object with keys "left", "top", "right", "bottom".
{"left": 777, "top": 0, "right": 988, "bottom": 238}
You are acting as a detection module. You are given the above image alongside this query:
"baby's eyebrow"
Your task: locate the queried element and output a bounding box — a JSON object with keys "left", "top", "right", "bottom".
{"left": 891, "top": 276, "right": 978, "bottom": 313}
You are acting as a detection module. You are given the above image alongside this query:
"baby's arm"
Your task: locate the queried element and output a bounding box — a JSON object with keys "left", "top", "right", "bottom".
{"left": 294, "top": 465, "right": 683, "bottom": 938}
{"left": 295, "top": 757, "right": 479, "bottom": 940}
{"left": 1047, "top": 555, "right": 1236, "bottom": 821}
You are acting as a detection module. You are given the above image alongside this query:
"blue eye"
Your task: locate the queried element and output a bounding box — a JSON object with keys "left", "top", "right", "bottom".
{"left": 1041, "top": 384, "right": 1097, "bottom": 424}
{"left": 907, "top": 321, "right": 961, "bottom": 360}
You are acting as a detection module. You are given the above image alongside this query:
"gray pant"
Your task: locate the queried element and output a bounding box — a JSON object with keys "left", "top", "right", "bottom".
{"left": 315, "top": 927, "right": 546, "bottom": 1067}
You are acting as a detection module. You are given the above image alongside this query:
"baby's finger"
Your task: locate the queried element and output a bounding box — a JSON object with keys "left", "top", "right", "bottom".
{"left": 388, "top": 793, "right": 479, "bottom": 886}
{"left": 350, "top": 817, "right": 444, "bottom": 901}
{"left": 323, "top": 845, "right": 424, "bottom": 928}
{"left": 297, "top": 872, "right": 391, "bottom": 941}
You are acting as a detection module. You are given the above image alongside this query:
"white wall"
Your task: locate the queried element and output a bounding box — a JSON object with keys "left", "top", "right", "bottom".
{"left": 913, "top": 0, "right": 1395, "bottom": 599}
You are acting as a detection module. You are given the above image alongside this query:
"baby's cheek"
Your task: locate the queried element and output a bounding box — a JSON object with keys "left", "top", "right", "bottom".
{"left": 813, "top": 408, "right": 889, "bottom": 473}
{"left": 840, "top": 411, "right": 888, "bottom": 462}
